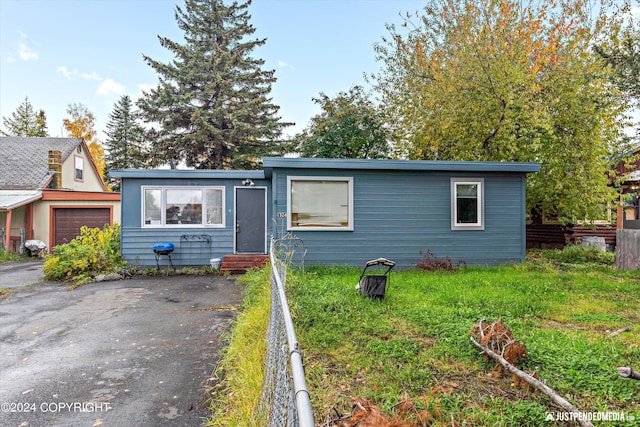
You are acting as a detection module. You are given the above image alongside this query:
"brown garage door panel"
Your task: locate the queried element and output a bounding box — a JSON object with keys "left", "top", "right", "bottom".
{"left": 54, "top": 208, "right": 111, "bottom": 246}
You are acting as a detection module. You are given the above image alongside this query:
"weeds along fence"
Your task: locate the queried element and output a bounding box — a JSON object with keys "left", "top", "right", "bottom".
{"left": 259, "top": 235, "right": 314, "bottom": 426}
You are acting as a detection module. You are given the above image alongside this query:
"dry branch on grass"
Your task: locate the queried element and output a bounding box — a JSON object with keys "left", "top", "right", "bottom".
{"left": 608, "top": 326, "right": 631, "bottom": 338}
{"left": 470, "top": 319, "right": 595, "bottom": 427}
{"left": 470, "top": 318, "right": 527, "bottom": 369}
{"left": 617, "top": 366, "right": 640, "bottom": 381}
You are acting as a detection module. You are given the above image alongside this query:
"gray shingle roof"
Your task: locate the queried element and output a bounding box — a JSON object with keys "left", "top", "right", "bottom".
{"left": 0, "top": 137, "right": 82, "bottom": 190}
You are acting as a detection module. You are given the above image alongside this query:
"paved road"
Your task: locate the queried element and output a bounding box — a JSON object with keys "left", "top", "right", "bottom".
{"left": 0, "top": 264, "right": 243, "bottom": 427}
{"left": 0, "top": 258, "right": 45, "bottom": 289}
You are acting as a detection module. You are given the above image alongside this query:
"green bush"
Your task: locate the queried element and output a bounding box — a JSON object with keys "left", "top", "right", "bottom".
{"left": 527, "top": 245, "right": 615, "bottom": 269}
{"left": 0, "top": 248, "right": 21, "bottom": 262}
{"left": 43, "top": 223, "right": 125, "bottom": 284}
{"left": 548, "top": 244, "right": 614, "bottom": 265}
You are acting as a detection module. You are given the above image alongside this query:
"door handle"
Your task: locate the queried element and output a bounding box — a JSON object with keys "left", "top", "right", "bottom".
{"left": 236, "top": 220, "right": 240, "bottom": 233}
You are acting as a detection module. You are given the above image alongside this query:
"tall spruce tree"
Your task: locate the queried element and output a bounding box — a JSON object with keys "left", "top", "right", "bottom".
{"left": 138, "top": 0, "right": 289, "bottom": 169}
{"left": 104, "top": 95, "right": 150, "bottom": 191}
{"left": 1, "top": 96, "right": 48, "bottom": 137}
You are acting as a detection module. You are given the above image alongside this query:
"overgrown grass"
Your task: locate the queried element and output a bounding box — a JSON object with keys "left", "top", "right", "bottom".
{"left": 207, "top": 267, "right": 271, "bottom": 427}
{"left": 0, "top": 248, "right": 21, "bottom": 262}
{"left": 209, "top": 248, "right": 640, "bottom": 425}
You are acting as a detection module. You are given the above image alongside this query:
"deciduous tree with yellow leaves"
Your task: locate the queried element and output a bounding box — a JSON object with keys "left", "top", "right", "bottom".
{"left": 63, "top": 103, "right": 106, "bottom": 179}
{"left": 371, "top": 0, "right": 632, "bottom": 224}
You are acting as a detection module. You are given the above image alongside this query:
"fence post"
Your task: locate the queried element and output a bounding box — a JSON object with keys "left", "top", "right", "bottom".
{"left": 616, "top": 229, "right": 640, "bottom": 270}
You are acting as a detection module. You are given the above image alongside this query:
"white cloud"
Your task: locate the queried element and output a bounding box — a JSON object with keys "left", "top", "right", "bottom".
{"left": 12, "top": 32, "right": 38, "bottom": 61}
{"left": 81, "top": 71, "right": 101, "bottom": 81}
{"left": 17, "top": 42, "right": 38, "bottom": 61}
{"left": 278, "top": 60, "right": 295, "bottom": 70}
{"left": 56, "top": 66, "right": 78, "bottom": 79}
{"left": 97, "top": 78, "right": 125, "bottom": 96}
{"left": 56, "top": 67, "right": 124, "bottom": 97}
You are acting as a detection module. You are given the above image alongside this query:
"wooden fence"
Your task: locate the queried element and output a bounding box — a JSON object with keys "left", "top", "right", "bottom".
{"left": 616, "top": 229, "right": 640, "bottom": 270}
{"left": 527, "top": 223, "right": 617, "bottom": 249}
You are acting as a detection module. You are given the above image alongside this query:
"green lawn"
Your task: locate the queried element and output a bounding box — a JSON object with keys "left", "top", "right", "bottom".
{"left": 210, "top": 249, "right": 640, "bottom": 426}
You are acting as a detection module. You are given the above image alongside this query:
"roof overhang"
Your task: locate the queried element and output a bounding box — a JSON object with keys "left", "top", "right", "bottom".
{"left": 0, "top": 190, "right": 42, "bottom": 211}
{"left": 110, "top": 169, "right": 266, "bottom": 180}
{"left": 262, "top": 156, "right": 541, "bottom": 177}
{"left": 623, "top": 170, "right": 640, "bottom": 183}
{"left": 110, "top": 159, "right": 541, "bottom": 181}
{"left": 41, "top": 189, "right": 121, "bottom": 201}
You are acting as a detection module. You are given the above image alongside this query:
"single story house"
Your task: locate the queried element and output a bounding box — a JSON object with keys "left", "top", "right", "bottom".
{"left": 0, "top": 137, "right": 121, "bottom": 253}
{"left": 112, "top": 157, "right": 539, "bottom": 269}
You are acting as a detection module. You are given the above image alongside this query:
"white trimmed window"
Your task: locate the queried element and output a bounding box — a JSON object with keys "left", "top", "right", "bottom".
{"left": 451, "top": 178, "right": 484, "bottom": 230}
{"left": 74, "top": 156, "right": 84, "bottom": 181}
{"left": 142, "top": 186, "right": 224, "bottom": 227}
{"left": 288, "top": 176, "right": 353, "bottom": 231}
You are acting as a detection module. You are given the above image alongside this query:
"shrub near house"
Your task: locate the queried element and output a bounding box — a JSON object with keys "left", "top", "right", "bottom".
{"left": 43, "top": 224, "right": 125, "bottom": 285}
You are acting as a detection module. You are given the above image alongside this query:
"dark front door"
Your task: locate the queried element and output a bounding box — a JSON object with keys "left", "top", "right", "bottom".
{"left": 235, "top": 187, "right": 266, "bottom": 253}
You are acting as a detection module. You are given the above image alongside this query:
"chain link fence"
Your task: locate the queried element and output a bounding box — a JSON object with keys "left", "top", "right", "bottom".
{"left": 259, "top": 235, "right": 314, "bottom": 426}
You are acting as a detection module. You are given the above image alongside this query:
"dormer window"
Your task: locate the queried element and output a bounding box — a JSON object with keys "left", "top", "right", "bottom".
{"left": 75, "top": 156, "right": 84, "bottom": 181}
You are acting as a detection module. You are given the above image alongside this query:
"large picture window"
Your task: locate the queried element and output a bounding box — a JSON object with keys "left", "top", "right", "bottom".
{"left": 288, "top": 177, "right": 353, "bottom": 230}
{"left": 451, "top": 178, "right": 484, "bottom": 230}
{"left": 142, "top": 186, "right": 224, "bottom": 227}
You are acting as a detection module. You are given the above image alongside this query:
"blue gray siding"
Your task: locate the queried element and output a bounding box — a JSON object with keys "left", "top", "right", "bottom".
{"left": 118, "top": 176, "right": 271, "bottom": 268}
{"left": 114, "top": 158, "right": 537, "bottom": 269}
{"left": 271, "top": 168, "right": 527, "bottom": 268}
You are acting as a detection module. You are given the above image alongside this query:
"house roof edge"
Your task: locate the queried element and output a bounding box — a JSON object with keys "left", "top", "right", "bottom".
{"left": 110, "top": 169, "right": 266, "bottom": 179}
{"left": 262, "top": 157, "right": 541, "bottom": 173}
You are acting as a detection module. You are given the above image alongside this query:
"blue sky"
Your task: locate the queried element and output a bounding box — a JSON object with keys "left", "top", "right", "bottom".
{"left": 0, "top": 0, "right": 423, "bottom": 140}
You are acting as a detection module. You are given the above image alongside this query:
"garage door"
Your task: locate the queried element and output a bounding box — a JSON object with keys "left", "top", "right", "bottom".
{"left": 54, "top": 208, "right": 111, "bottom": 246}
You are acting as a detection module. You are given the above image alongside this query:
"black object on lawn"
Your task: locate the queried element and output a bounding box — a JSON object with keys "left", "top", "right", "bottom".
{"left": 357, "top": 257, "right": 395, "bottom": 299}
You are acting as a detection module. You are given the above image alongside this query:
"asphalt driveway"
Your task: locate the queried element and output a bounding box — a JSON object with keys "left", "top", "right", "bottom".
{"left": 0, "top": 261, "right": 243, "bottom": 427}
